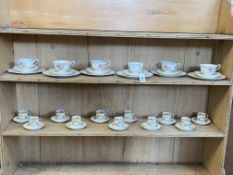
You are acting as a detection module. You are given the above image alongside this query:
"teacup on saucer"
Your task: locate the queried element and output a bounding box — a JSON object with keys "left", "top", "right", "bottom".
{"left": 175, "top": 116, "right": 195, "bottom": 131}
{"left": 90, "top": 59, "right": 111, "bottom": 72}
{"left": 53, "top": 59, "right": 75, "bottom": 73}
{"left": 200, "top": 64, "right": 221, "bottom": 76}
{"left": 141, "top": 116, "right": 161, "bottom": 131}
{"left": 15, "top": 57, "right": 39, "bottom": 71}
{"left": 108, "top": 116, "right": 129, "bottom": 131}
{"left": 158, "top": 61, "right": 182, "bottom": 73}
{"left": 66, "top": 116, "right": 87, "bottom": 130}
{"left": 50, "top": 109, "right": 70, "bottom": 123}
{"left": 13, "top": 109, "right": 31, "bottom": 124}
{"left": 159, "top": 112, "right": 176, "bottom": 125}
{"left": 191, "top": 112, "right": 211, "bottom": 126}
{"left": 23, "top": 116, "right": 45, "bottom": 130}
{"left": 123, "top": 109, "right": 137, "bottom": 123}
{"left": 128, "top": 61, "right": 144, "bottom": 74}
{"left": 90, "top": 109, "right": 109, "bottom": 124}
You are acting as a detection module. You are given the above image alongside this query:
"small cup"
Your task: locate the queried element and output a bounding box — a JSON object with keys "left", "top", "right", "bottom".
{"left": 114, "top": 116, "right": 125, "bottom": 128}
{"left": 15, "top": 58, "right": 39, "bottom": 70}
{"left": 55, "top": 109, "right": 67, "bottom": 120}
{"left": 71, "top": 116, "right": 82, "bottom": 126}
{"left": 90, "top": 59, "right": 110, "bottom": 72}
{"left": 96, "top": 109, "right": 107, "bottom": 121}
{"left": 200, "top": 64, "right": 221, "bottom": 75}
{"left": 147, "top": 116, "right": 158, "bottom": 126}
{"left": 181, "top": 116, "right": 191, "bottom": 127}
{"left": 17, "top": 109, "right": 30, "bottom": 120}
{"left": 197, "top": 112, "right": 208, "bottom": 122}
{"left": 128, "top": 61, "right": 144, "bottom": 74}
{"left": 159, "top": 61, "right": 181, "bottom": 73}
{"left": 53, "top": 60, "right": 75, "bottom": 72}
{"left": 123, "top": 109, "right": 133, "bottom": 120}
{"left": 28, "top": 116, "right": 40, "bottom": 128}
{"left": 161, "top": 112, "right": 174, "bottom": 121}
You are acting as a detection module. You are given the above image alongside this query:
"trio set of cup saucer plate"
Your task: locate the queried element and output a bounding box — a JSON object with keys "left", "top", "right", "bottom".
{"left": 7, "top": 58, "right": 226, "bottom": 81}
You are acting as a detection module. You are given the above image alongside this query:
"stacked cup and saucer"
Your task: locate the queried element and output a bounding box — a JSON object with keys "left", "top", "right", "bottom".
{"left": 141, "top": 116, "right": 161, "bottom": 131}
{"left": 23, "top": 116, "right": 45, "bottom": 131}
{"left": 43, "top": 60, "right": 80, "bottom": 77}
{"left": 8, "top": 57, "right": 43, "bottom": 74}
{"left": 108, "top": 116, "right": 129, "bottom": 131}
{"left": 81, "top": 59, "right": 115, "bottom": 76}
{"left": 175, "top": 116, "right": 195, "bottom": 132}
{"left": 123, "top": 109, "right": 137, "bottom": 123}
{"left": 192, "top": 112, "right": 211, "bottom": 126}
{"left": 66, "top": 116, "right": 87, "bottom": 130}
{"left": 50, "top": 109, "right": 70, "bottom": 123}
{"left": 188, "top": 64, "right": 225, "bottom": 80}
{"left": 13, "top": 109, "right": 31, "bottom": 124}
{"left": 151, "top": 61, "right": 186, "bottom": 78}
{"left": 159, "top": 112, "right": 176, "bottom": 125}
{"left": 90, "top": 109, "right": 109, "bottom": 124}
{"left": 117, "top": 61, "right": 153, "bottom": 79}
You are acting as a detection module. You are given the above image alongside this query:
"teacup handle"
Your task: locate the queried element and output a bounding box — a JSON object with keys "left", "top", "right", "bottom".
{"left": 33, "top": 59, "right": 40, "bottom": 66}
{"left": 70, "top": 61, "right": 76, "bottom": 68}
{"left": 217, "top": 64, "right": 221, "bottom": 70}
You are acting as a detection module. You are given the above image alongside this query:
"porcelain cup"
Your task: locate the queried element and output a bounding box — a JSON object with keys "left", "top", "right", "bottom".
{"left": 96, "top": 109, "right": 107, "bottom": 121}
{"left": 114, "top": 116, "right": 125, "bottom": 128}
{"left": 147, "top": 116, "right": 158, "bottom": 126}
{"left": 53, "top": 60, "right": 75, "bottom": 72}
{"left": 123, "top": 109, "right": 133, "bottom": 120}
{"left": 15, "top": 58, "right": 39, "bottom": 70}
{"left": 128, "top": 61, "right": 144, "bottom": 74}
{"left": 28, "top": 116, "right": 40, "bottom": 128}
{"left": 197, "top": 112, "right": 208, "bottom": 122}
{"left": 181, "top": 116, "right": 191, "bottom": 127}
{"left": 90, "top": 59, "right": 110, "bottom": 72}
{"left": 55, "top": 109, "right": 67, "bottom": 120}
{"left": 161, "top": 112, "right": 174, "bottom": 121}
{"left": 159, "top": 61, "right": 181, "bottom": 73}
{"left": 200, "top": 64, "right": 221, "bottom": 75}
{"left": 18, "top": 109, "right": 30, "bottom": 120}
{"left": 71, "top": 116, "right": 82, "bottom": 126}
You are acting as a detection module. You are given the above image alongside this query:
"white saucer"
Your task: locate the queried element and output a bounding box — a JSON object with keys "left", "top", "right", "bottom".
{"left": 66, "top": 121, "right": 87, "bottom": 130}
{"left": 195, "top": 71, "right": 221, "bottom": 79}
{"left": 159, "top": 118, "right": 176, "bottom": 125}
{"left": 108, "top": 123, "right": 129, "bottom": 131}
{"left": 87, "top": 67, "right": 111, "bottom": 74}
{"left": 13, "top": 116, "right": 30, "bottom": 124}
{"left": 43, "top": 68, "right": 80, "bottom": 77}
{"left": 141, "top": 122, "right": 161, "bottom": 131}
{"left": 124, "top": 116, "right": 137, "bottom": 124}
{"left": 175, "top": 122, "right": 196, "bottom": 131}
{"left": 23, "top": 121, "right": 45, "bottom": 131}
{"left": 81, "top": 68, "right": 115, "bottom": 76}
{"left": 117, "top": 70, "right": 153, "bottom": 79}
{"left": 50, "top": 115, "right": 70, "bottom": 123}
{"left": 188, "top": 72, "right": 226, "bottom": 80}
{"left": 7, "top": 68, "right": 43, "bottom": 74}
{"left": 151, "top": 69, "right": 187, "bottom": 78}
{"left": 90, "top": 116, "right": 109, "bottom": 124}
{"left": 191, "top": 117, "right": 211, "bottom": 126}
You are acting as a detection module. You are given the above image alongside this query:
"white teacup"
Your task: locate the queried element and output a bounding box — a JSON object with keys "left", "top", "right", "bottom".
{"left": 147, "top": 116, "right": 158, "bottom": 126}
{"left": 17, "top": 109, "right": 30, "bottom": 120}
{"left": 159, "top": 61, "right": 181, "bottom": 73}
{"left": 123, "top": 109, "right": 133, "bottom": 120}
{"left": 28, "top": 116, "right": 40, "bottom": 128}
{"left": 161, "top": 112, "right": 174, "bottom": 121}
{"left": 15, "top": 58, "right": 39, "bottom": 70}
{"left": 181, "top": 116, "right": 191, "bottom": 127}
{"left": 55, "top": 109, "right": 67, "bottom": 120}
{"left": 71, "top": 116, "right": 82, "bottom": 126}
{"left": 200, "top": 64, "right": 221, "bottom": 75}
{"left": 96, "top": 109, "right": 107, "bottom": 121}
{"left": 197, "top": 112, "right": 208, "bottom": 122}
{"left": 114, "top": 116, "right": 125, "bottom": 128}
{"left": 53, "top": 60, "right": 75, "bottom": 72}
{"left": 90, "top": 59, "right": 110, "bottom": 72}
{"left": 128, "top": 61, "right": 144, "bottom": 74}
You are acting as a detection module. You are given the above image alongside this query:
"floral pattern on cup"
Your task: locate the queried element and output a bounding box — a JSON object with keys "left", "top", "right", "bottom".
{"left": 123, "top": 109, "right": 134, "bottom": 120}
{"left": 181, "top": 116, "right": 191, "bottom": 127}
{"left": 71, "top": 116, "right": 82, "bottom": 126}
{"left": 159, "top": 61, "right": 181, "bottom": 73}
{"left": 55, "top": 109, "right": 67, "bottom": 120}
{"left": 114, "top": 116, "right": 125, "bottom": 128}
{"left": 27, "top": 116, "right": 40, "bottom": 128}
{"left": 15, "top": 58, "right": 39, "bottom": 70}
{"left": 18, "top": 109, "right": 30, "bottom": 120}
{"left": 200, "top": 64, "right": 221, "bottom": 75}
{"left": 147, "top": 116, "right": 158, "bottom": 127}
{"left": 96, "top": 109, "right": 107, "bottom": 121}
{"left": 53, "top": 60, "right": 75, "bottom": 72}
{"left": 90, "top": 59, "right": 110, "bottom": 72}
{"left": 160, "top": 112, "right": 174, "bottom": 121}
{"left": 128, "top": 61, "right": 144, "bottom": 74}
{"left": 197, "top": 112, "right": 208, "bottom": 122}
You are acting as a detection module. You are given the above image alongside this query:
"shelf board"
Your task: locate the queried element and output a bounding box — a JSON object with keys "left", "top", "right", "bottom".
{"left": 2, "top": 118, "right": 225, "bottom": 137}
{"left": 0, "top": 27, "right": 233, "bottom": 40}
{"left": 13, "top": 163, "right": 210, "bottom": 175}
{"left": 0, "top": 73, "right": 231, "bottom": 86}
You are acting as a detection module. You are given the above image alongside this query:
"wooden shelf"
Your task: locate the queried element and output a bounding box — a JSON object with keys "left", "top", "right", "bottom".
{"left": 0, "top": 73, "right": 231, "bottom": 86}
{"left": 2, "top": 118, "right": 225, "bottom": 137}
{"left": 13, "top": 163, "right": 210, "bottom": 175}
{"left": 1, "top": 27, "right": 233, "bottom": 40}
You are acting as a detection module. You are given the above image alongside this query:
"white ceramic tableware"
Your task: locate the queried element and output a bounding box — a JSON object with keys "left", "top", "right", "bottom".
{"left": 175, "top": 122, "right": 195, "bottom": 131}
{"left": 23, "top": 116, "right": 45, "bottom": 130}
{"left": 90, "top": 59, "right": 110, "bottom": 72}
{"left": 43, "top": 68, "right": 80, "bottom": 77}
{"left": 147, "top": 116, "right": 159, "bottom": 126}
{"left": 53, "top": 60, "right": 75, "bottom": 72}
{"left": 200, "top": 64, "right": 221, "bottom": 75}
{"left": 13, "top": 109, "right": 31, "bottom": 124}
{"left": 181, "top": 116, "right": 192, "bottom": 127}
{"left": 191, "top": 112, "right": 211, "bottom": 126}
{"left": 141, "top": 116, "right": 161, "bottom": 131}
{"left": 159, "top": 112, "right": 176, "bottom": 125}
{"left": 108, "top": 116, "right": 129, "bottom": 131}
{"left": 123, "top": 109, "right": 137, "bottom": 123}
{"left": 90, "top": 109, "right": 109, "bottom": 124}
{"left": 197, "top": 112, "right": 208, "bottom": 122}
{"left": 128, "top": 61, "right": 144, "bottom": 74}
{"left": 117, "top": 70, "right": 153, "bottom": 79}
{"left": 81, "top": 68, "right": 115, "bottom": 76}
{"left": 159, "top": 61, "right": 181, "bottom": 73}
{"left": 50, "top": 109, "right": 70, "bottom": 123}
{"left": 188, "top": 71, "right": 226, "bottom": 81}
{"left": 15, "top": 58, "right": 39, "bottom": 70}
{"left": 66, "top": 116, "right": 87, "bottom": 130}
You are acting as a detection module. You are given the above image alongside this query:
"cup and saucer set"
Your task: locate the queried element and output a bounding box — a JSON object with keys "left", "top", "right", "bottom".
{"left": 191, "top": 112, "right": 211, "bottom": 126}
{"left": 117, "top": 61, "right": 153, "bottom": 80}
{"left": 43, "top": 60, "right": 80, "bottom": 77}
{"left": 175, "top": 116, "right": 196, "bottom": 132}
{"left": 108, "top": 116, "right": 129, "bottom": 131}
{"left": 158, "top": 112, "right": 176, "bottom": 125}
{"left": 50, "top": 109, "right": 71, "bottom": 123}
{"left": 188, "top": 64, "right": 225, "bottom": 81}
{"left": 151, "top": 61, "right": 187, "bottom": 78}
{"left": 66, "top": 115, "right": 87, "bottom": 130}
{"left": 81, "top": 59, "right": 115, "bottom": 76}
{"left": 90, "top": 109, "right": 110, "bottom": 124}
{"left": 7, "top": 58, "right": 44, "bottom": 74}
{"left": 141, "top": 116, "right": 161, "bottom": 131}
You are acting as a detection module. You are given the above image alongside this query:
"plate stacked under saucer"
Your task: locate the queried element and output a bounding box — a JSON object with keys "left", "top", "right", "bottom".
{"left": 188, "top": 71, "right": 226, "bottom": 80}
{"left": 117, "top": 69, "right": 153, "bottom": 79}
{"left": 141, "top": 122, "right": 161, "bottom": 131}
{"left": 81, "top": 67, "right": 115, "bottom": 76}
{"left": 108, "top": 123, "right": 129, "bottom": 131}
{"left": 191, "top": 117, "right": 211, "bottom": 126}
{"left": 43, "top": 68, "right": 80, "bottom": 77}
{"left": 151, "top": 69, "right": 187, "bottom": 78}
{"left": 7, "top": 66, "right": 44, "bottom": 74}
{"left": 66, "top": 121, "right": 87, "bottom": 130}
{"left": 175, "top": 122, "right": 195, "bottom": 131}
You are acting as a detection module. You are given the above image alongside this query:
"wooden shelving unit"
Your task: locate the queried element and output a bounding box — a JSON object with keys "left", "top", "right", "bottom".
{"left": 1, "top": 0, "right": 233, "bottom": 175}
